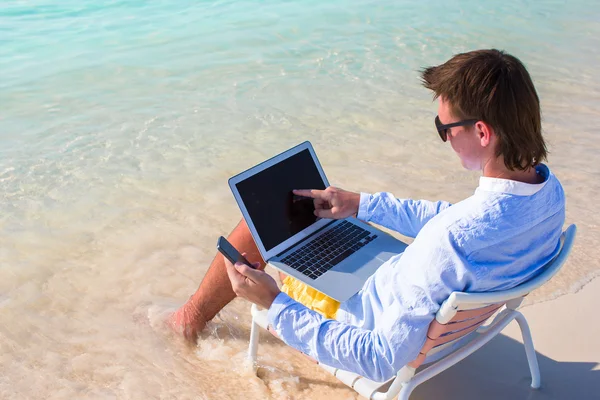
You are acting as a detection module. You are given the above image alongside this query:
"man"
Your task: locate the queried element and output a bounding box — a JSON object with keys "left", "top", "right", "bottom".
{"left": 170, "top": 49, "right": 565, "bottom": 382}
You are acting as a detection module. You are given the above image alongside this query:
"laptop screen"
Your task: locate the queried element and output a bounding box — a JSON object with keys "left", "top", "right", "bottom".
{"left": 235, "top": 148, "right": 327, "bottom": 252}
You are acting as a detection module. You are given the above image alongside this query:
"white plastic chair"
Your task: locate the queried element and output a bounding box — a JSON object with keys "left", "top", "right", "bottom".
{"left": 247, "top": 224, "right": 577, "bottom": 399}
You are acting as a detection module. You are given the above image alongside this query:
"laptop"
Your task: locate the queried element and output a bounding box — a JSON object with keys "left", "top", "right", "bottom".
{"left": 228, "top": 141, "right": 407, "bottom": 302}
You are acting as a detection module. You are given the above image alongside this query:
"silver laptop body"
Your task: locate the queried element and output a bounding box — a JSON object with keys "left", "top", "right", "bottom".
{"left": 228, "top": 141, "right": 407, "bottom": 302}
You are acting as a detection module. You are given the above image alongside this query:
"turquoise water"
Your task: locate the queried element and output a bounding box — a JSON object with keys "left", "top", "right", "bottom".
{"left": 2, "top": 1, "right": 599, "bottom": 149}
{"left": 1, "top": 1, "right": 600, "bottom": 398}
{"left": 2, "top": 0, "right": 599, "bottom": 174}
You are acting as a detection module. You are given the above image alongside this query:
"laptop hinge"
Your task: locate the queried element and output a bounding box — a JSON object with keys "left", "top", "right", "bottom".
{"left": 276, "top": 219, "right": 337, "bottom": 257}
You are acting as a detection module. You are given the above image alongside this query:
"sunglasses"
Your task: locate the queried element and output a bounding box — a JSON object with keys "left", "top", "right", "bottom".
{"left": 435, "top": 115, "right": 478, "bottom": 142}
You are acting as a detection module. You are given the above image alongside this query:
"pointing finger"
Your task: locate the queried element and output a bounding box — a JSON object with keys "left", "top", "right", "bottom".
{"left": 293, "top": 189, "right": 324, "bottom": 199}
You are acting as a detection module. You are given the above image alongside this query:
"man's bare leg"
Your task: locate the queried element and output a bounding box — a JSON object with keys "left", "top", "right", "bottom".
{"left": 169, "top": 218, "right": 266, "bottom": 341}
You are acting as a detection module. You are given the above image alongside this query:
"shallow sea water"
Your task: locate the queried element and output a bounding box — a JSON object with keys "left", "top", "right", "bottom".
{"left": 1, "top": 1, "right": 599, "bottom": 398}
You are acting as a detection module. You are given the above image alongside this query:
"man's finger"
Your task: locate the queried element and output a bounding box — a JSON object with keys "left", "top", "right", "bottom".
{"left": 293, "top": 189, "right": 324, "bottom": 199}
{"left": 314, "top": 198, "right": 330, "bottom": 209}
{"left": 225, "top": 259, "right": 245, "bottom": 286}
{"left": 234, "top": 262, "right": 263, "bottom": 282}
{"left": 240, "top": 252, "right": 265, "bottom": 271}
{"left": 314, "top": 208, "right": 334, "bottom": 219}
{"left": 224, "top": 261, "right": 237, "bottom": 280}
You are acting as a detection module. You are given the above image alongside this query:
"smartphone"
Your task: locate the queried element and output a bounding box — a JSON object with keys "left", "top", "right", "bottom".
{"left": 217, "top": 236, "right": 256, "bottom": 269}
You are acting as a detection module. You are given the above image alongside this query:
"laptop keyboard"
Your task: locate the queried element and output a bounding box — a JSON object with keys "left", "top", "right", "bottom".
{"left": 280, "top": 220, "right": 378, "bottom": 280}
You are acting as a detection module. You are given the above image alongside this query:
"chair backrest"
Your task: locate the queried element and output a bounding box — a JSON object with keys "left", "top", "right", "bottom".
{"left": 408, "top": 224, "right": 577, "bottom": 369}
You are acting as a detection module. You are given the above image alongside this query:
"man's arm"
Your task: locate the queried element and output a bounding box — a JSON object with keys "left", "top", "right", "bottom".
{"left": 358, "top": 192, "right": 451, "bottom": 238}
{"left": 268, "top": 293, "right": 430, "bottom": 382}
{"left": 225, "top": 223, "right": 470, "bottom": 382}
{"left": 267, "top": 230, "right": 468, "bottom": 382}
{"left": 292, "top": 187, "right": 451, "bottom": 238}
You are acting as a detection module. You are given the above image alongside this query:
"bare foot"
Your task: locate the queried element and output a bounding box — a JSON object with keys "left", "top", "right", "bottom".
{"left": 168, "top": 301, "right": 207, "bottom": 343}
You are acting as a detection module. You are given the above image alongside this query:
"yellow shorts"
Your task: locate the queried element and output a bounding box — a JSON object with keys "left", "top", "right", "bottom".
{"left": 282, "top": 276, "right": 340, "bottom": 319}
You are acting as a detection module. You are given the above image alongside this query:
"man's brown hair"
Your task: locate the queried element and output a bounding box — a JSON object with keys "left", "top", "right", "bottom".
{"left": 421, "top": 49, "right": 547, "bottom": 171}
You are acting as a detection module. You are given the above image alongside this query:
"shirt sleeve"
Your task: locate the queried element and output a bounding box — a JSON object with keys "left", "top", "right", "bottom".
{"left": 269, "top": 293, "right": 434, "bottom": 382}
{"left": 357, "top": 192, "right": 452, "bottom": 238}
{"left": 267, "top": 229, "right": 470, "bottom": 383}
{"left": 268, "top": 292, "right": 428, "bottom": 382}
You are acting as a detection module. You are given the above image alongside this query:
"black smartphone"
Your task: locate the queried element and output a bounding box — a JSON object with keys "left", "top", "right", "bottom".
{"left": 217, "top": 236, "right": 256, "bottom": 269}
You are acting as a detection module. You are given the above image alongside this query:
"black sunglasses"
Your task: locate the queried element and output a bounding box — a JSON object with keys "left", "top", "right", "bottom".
{"left": 435, "top": 115, "right": 478, "bottom": 142}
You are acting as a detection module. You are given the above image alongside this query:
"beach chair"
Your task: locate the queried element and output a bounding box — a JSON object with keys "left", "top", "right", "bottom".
{"left": 247, "top": 224, "right": 577, "bottom": 399}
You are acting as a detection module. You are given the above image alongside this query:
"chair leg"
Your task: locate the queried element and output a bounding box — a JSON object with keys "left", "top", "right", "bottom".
{"left": 248, "top": 318, "right": 260, "bottom": 374}
{"left": 514, "top": 311, "right": 541, "bottom": 389}
{"left": 397, "top": 382, "right": 415, "bottom": 400}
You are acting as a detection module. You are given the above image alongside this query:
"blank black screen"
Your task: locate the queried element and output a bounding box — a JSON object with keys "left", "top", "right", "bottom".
{"left": 236, "top": 149, "right": 327, "bottom": 252}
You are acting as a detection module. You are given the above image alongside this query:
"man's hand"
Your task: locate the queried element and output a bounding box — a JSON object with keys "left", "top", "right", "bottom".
{"left": 224, "top": 254, "right": 281, "bottom": 309}
{"left": 293, "top": 187, "right": 360, "bottom": 219}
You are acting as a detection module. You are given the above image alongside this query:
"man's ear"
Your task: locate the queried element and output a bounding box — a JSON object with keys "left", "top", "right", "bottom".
{"left": 476, "top": 121, "right": 493, "bottom": 147}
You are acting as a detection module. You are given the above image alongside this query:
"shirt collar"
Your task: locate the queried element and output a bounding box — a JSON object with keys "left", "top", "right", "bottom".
{"left": 477, "top": 164, "right": 550, "bottom": 196}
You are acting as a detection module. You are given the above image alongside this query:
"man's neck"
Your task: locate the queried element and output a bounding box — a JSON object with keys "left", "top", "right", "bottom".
{"left": 482, "top": 158, "right": 542, "bottom": 184}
